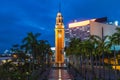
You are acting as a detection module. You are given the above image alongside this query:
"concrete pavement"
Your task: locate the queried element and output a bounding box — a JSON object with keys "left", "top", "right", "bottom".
{"left": 48, "top": 63, "right": 73, "bottom": 80}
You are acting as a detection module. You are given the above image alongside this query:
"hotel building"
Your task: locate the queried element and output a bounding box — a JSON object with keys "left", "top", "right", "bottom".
{"left": 65, "top": 17, "right": 119, "bottom": 46}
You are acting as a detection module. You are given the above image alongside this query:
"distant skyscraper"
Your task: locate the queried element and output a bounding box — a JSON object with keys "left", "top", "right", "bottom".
{"left": 55, "top": 11, "right": 65, "bottom": 63}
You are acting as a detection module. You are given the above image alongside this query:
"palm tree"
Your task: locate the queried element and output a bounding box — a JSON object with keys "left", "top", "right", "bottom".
{"left": 36, "top": 40, "right": 52, "bottom": 67}
{"left": 93, "top": 35, "right": 112, "bottom": 79}
{"left": 65, "top": 38, "right": 81, "bottom": 66}
{"left": 22, "top": 32, "right": 40, "bottom": 59}
{"left": 87, "top": 35, "right": 99, "bottom": 79}
{"left": 89, "top": 35, "right": 102, "bottom": 79}
{"left": 89, "top": 35, "right": 112, "bottom": 79}
{"left": 22, "top": 32, "right": 40, "bottom": 71}
{"left": 80, "top": 40, "right": 95, "bottom": 79}
{"left": 109, "top": 27, "right": 120, "bottom": 80}
{"left": 66, "top": 38, "right": 96, "bottom": 79}
{"left": 67, "top": 39, "right": 91, "bottom": 79}
{"left": 65, "top": 38, "right": 92, "bottom": 80}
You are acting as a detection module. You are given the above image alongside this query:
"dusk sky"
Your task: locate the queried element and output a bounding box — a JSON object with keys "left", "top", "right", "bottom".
{"left": 0, "top": 0, "right": 120, "bottom": 52}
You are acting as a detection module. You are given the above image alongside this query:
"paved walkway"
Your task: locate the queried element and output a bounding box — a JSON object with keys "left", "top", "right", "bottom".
{"left": 48, "top": 63, "right": 73, "bottom": 80}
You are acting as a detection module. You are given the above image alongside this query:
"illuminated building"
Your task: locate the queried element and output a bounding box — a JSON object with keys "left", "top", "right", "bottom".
{"left": 90, "top": 21, "right": 117, "bottom": 39}
{"left": 55, "top": 12, "right": 64, "bottom": 63}
{"left": 65, "top": 17, "right": 119, "bottom": 46}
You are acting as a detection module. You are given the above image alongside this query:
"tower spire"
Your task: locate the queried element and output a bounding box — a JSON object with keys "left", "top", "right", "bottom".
{"left": 59, "top": 0, "right": 61, "bottom": 12}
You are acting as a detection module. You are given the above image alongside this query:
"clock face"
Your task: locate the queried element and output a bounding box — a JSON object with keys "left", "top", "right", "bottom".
{"left": 58, "top": 33, "right": 62, "bottom": 38}
{"left": 58, "top": 30, "right": 62, "bottom": 38}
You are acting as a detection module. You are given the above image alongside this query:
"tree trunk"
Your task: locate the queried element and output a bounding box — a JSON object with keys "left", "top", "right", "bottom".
{"left": 108, "top": 55, "right": 111, "bottom": 80}
{"left": 90, "top": 52, "right": 94, "bottom": 80}
{"left": 102, "top": 52, "right": 105, "bottom": 79}
{"left": 79, "top": 55, "right": 83, "bottom": 78}
{"left": 95, "top": 55, "right": 98, "bottom": 79}
{"left": 84, "top": 56, "right": 87, "bottom": 80}
{"left": 114, "top": 46, "right": 117, "bottom": 80}
{"left": 80, "top": 55, "right": 83, "bottom": 76}
{"left": 98, "top": 54, "right": 101, "bottom": 79}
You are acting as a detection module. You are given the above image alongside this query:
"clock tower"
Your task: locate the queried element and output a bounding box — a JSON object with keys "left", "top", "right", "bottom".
{"left": 55, "top": 12, "right": 65, "bottom": 64}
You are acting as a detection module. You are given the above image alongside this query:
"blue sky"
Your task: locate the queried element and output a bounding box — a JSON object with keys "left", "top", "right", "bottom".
{"left": 0, "top": 0, "right": 120, "bottom": 52}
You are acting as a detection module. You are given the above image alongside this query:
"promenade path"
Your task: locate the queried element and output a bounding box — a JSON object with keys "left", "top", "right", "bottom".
{"left": 48, "top": 63, "right": 73, "bottom": 80}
